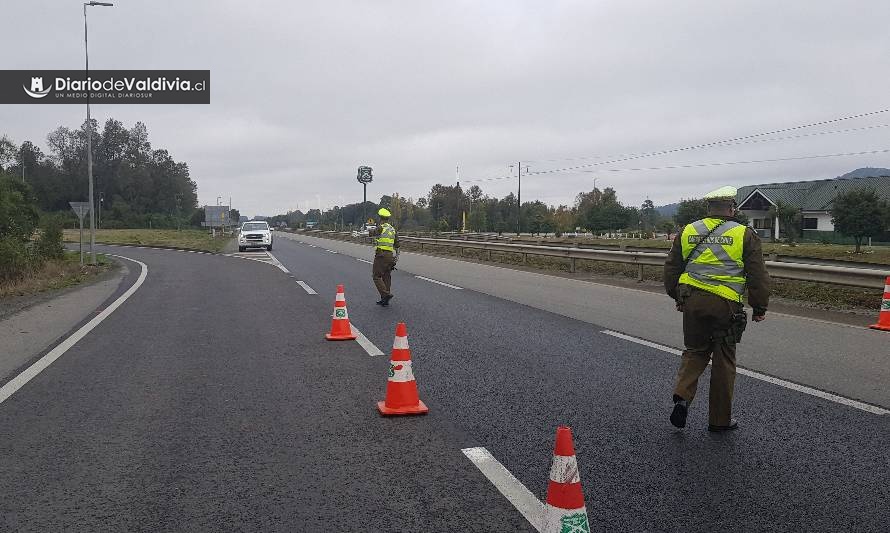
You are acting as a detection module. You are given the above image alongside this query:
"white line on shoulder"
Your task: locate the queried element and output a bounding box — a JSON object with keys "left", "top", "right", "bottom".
{"left": 600, "top": 330, "right": 889, "bottom": 416}
{"left": 415, "top": 276, "right": 463, "bottom": 290}
{"left": 0, "top": 255, "right": 148, "bottom": 406}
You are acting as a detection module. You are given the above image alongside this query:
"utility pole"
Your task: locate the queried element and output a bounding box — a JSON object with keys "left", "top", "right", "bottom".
{"left": 83, "top": 1, "right": 113, "bottom": 265}
{"left": 516, "top": 161, "right": 522, "bottom": 235}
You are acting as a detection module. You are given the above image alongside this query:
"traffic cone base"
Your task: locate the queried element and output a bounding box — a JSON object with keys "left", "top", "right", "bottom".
{"left": 869, "top": 276, "right": 890, "bottom": 331}
{"left": 376, "top": 399, "right": 429, "bottom": 416}
{"left": 326, "top": 331, "right": 357, "bottom": 340}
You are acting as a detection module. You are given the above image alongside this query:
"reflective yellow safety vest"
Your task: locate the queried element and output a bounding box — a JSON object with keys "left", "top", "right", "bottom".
{"left": 376, "top": 223, "right": 396, "bottom": 252}
{"left": 678, "top": 217, "right": 747, "bottom": 302}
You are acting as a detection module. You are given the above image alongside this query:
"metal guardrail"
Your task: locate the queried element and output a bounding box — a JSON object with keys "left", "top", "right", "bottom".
{"left": 291, "top": 229, "right": 890, "bottom": 290}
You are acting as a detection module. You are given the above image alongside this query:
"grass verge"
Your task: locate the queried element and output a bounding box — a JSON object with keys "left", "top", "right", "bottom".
{"left": 0, "top": 251, "right": 115, "bottom": 300}
{"left": 63, "top": 228, "right": 232, "bottom": 253}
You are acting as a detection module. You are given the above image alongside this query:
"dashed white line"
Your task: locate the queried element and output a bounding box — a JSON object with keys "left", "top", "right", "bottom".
{"left": 296, "top": 281, "right": 317, "bottom": 295}
{"left": 0, "top": 255, "right": 148, "bottom": 406}
{"left": 350, "top": 325, "right": 384, "bottom": 356}
{"left": 601, "top": 330, "right": 890, "bottom": 416}
{"left": 462, "top": 447, "right": 543, "bottom": 531}
{"left": 415, "top": 276, "right": 463, "bottom": 290}
{"left": 356, "top": 258, "right": 372, "bottom": 264}
{"left": 325, "top": 249, "right": 338, "bottom": 254}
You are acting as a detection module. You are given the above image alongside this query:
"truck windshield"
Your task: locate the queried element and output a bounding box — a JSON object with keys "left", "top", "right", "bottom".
{"left": 242, "top": 223, "right": 268, "bottom": 231}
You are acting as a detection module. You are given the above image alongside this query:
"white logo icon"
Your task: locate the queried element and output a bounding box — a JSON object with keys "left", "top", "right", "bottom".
{"left": 23, "top": 77, "right": 51, "bottom": 99}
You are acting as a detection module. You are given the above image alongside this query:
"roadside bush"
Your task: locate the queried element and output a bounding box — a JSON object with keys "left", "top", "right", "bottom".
{"left": 35, "top": 218, "right": 64, "bottom": 260}
{"left": 0, "top": 237, "right": 32, "bottom": 282}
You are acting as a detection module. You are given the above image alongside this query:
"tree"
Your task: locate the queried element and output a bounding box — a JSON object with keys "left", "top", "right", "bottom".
{"left": 640, "top": 198, "right": 657, "bottom": 231}
{"left": 674, "top": 198, "right": 708, "bottom": 226}
{"left": 768, "top": 201, "right": 801, "bottom": 243}
{"left": 830, "top": 188, "right": 889, "bottom": 252}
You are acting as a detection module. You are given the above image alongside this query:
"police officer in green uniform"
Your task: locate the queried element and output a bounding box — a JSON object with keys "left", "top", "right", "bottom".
{"left": 369, "top": 208, "right": 399, "bottom": 306}
{"left": 663, "top": 186, "right": 771, "bottom": 432}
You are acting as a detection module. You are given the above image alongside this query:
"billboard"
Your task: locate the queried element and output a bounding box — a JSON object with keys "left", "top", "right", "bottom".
{"left": 203, "top": 205, "right": 231, "bottom": 227}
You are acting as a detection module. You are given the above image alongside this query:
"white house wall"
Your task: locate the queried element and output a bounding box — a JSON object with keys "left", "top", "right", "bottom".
{"left": 802, "top": 211, "right": 834, "bottom": 231}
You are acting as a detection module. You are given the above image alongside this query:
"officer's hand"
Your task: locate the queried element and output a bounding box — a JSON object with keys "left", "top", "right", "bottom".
{"left": 752, "top": 314, "right": 766, "bottom": 322}
{"left": 675, "top": 303, "right": 684, "bottom": 312}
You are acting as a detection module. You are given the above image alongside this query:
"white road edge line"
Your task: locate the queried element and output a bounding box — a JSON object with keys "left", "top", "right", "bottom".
{"left": 325, "top": 249, "right": 338, "bottom": 254}
{"left": 267, "top": 251, "right": 289, "bottom": 273}
{"left": 415, "top": 275, "right": 463, "bottom": 290}
{"left": 296, "top": 281, "right": 317, "bottom": 295}
{"left": 601, "top": 330, "right": 890, "bottom": 416}
{"left": 350, "top": 325, "right": 384, "bottom": 356}
{"left": 461, "top": 447, "right": 543, "bottom": 532}
{"left": 356, "top": 258, "right": 372, "bottom": 264}
{"left": 0, "top": 255, "right": 148, "bottom": 406}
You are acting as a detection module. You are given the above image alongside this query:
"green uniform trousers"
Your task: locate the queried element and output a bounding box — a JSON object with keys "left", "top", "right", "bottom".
{"left": 673, "top": 287, "right": 741, "bottom": 427}
{"left": 372, "top": 250, "right": 396, "bottom": 298}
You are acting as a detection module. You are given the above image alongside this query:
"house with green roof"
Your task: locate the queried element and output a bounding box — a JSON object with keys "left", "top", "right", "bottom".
{"left": 736, "top": 175, "right": 890, "bottom": 241}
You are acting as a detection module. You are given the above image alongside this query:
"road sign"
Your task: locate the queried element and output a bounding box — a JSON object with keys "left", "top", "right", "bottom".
{"left": 69, "top": 201, "right": 91, "bottom": 266}
{"left": 204, "top": 205, "right": 230, "bottom": 228}
{"left": 357, "top": 166, "right": 373, "bottom": 184}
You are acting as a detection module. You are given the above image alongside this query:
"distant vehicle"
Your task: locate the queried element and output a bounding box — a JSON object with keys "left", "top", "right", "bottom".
{"left": 351, "top": 224, "right": 376, "bottom": 237}
{"left": 238, "top": 221, "right": 273, "bottom": 252}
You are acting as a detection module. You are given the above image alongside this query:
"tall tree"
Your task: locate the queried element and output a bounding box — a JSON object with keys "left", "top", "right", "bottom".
{"left": 674, "top": 198, "right": 708, "bottom": 226}
{"left": 831, "top": 188, "right": 889, "bottom": 252}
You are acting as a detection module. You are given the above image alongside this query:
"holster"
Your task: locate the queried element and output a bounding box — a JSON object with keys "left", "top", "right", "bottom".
{"left": 713, "top": 308, "right": 748, "bottom": 346}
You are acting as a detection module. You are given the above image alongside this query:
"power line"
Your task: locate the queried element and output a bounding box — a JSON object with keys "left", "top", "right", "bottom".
{"left": 576, "top": 148, "right": 890, "bottom": 174}
{"left": 523, "top": 123, "right": 890, "bottom": 164}
{"left": 527, "top": 107, "right": 890, "bottom": 176}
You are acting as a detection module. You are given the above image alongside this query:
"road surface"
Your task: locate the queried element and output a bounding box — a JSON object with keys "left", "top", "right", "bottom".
{"left": 0, "top": 238, "right": 887, "bottom": 532}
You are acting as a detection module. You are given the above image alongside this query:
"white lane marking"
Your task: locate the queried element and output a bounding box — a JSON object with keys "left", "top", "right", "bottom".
{"left": 0, "top": 255, "right": 148, "bottom": 406}
{"left": 350, "top": 325, "right": 384, "bottom": 356}
{"left": 308, "top": 244, "right": 318, "bottom": 248}
{"left": 325, "top": 249, "right": 338, "bottom": 254}
{"left": 462, "top": 447, "right": 543, "bottom": 532}
{"left": 415, "top": 276, "right": 463, "bottom": 290}
{"left": 267, "top": 251, "right": 289, "bottom": 273}
{"left": 296, "top": 281, "right": 317, "bottom": 295}
{"left": 356, "top": 258, "right": 372, "bottom": 264}
{"left": 601, "top": 330, "right": 890, "bottom": 416}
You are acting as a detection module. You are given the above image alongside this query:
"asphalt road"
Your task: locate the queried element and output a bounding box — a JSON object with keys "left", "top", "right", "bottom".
{"left": 1, "top": 240, "right": 888, "bottom": 531}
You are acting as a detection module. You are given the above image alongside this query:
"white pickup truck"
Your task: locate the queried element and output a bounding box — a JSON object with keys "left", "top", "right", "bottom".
{"left": 238, "top": 221, "right": 273, "bottom": 252}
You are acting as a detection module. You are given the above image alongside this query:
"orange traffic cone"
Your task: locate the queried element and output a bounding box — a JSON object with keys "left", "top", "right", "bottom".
{"left": 325, "top": 284, "right": 357, "bottom": 341}
{"left": 377, "top": 322, "right": 429, "bottom": 416}
{"left": 542, "top": 426, "right": 590, "bottom": 533}
{"left": 869, "top": 276, "right": 890, "bottom": 331}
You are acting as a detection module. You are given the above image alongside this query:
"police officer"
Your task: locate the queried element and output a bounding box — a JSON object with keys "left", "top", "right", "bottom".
{"left": 369, "top": 208, "right": 399, "bottom": 306}
{"left": 663, "top": 186, "right": 770, "bottom": 432}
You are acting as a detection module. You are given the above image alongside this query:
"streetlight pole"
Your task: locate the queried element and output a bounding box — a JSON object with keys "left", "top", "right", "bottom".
{"left": 84, "top": 1, "right": 113, "bottom": 265}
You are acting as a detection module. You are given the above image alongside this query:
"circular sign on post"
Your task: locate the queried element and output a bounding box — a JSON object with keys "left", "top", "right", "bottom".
{"left": 357, "top": 166, "right": 373, "bottom": 184}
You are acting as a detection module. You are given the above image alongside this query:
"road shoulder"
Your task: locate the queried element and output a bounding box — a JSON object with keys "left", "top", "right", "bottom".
{"left": 0, "top": 258, "right": 130, "bottom": 384}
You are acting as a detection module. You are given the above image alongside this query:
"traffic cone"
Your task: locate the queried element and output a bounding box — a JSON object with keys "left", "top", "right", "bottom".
{"left": 377, "top": 322, "right": 429, "bottom": 416}
{"left": 325, "top": 284, "right": 357, "bottom": 340}
{"left": 869, "top": 276, "right": 890, "bottom": 331}
{"left": 542, "top": 426, "right": 590, "bottom": 533}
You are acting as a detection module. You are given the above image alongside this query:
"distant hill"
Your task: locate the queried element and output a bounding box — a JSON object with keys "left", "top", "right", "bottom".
{"left": 838, "top": 167, "right": 890, "bottom": 179}
{"left": 655, "top": 202, "right": 679, "bottom": 217}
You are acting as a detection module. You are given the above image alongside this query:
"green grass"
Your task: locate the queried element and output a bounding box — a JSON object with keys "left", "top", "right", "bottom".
{"left": 63, "top": 228, "right": 232, "bottom": 253}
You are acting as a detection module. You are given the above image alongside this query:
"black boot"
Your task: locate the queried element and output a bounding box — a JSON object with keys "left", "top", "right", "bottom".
{"left": 670, "top": 397, "right": 688, "bottom": 428}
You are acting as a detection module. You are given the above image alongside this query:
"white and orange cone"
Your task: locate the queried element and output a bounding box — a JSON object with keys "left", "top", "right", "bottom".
{"left": 325, "top": 284, "right": 357, "bottom": 341}
{"left": 377, "top": 322, "right": 429, "bottom": 416}
{"left": 869, "top": 276, "right": 890, "bottom": 331}
{"left": 542, "top": 426, "right": 590, "bottom": 533}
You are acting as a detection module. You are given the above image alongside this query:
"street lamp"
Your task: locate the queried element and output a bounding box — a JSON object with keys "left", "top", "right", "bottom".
{"left": 84, "top": 1, "right": 113, "bottom": 265}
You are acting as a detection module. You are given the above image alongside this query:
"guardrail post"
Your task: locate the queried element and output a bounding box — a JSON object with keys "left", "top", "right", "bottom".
{"left": 569, "top": 257, "right": 576, "bottom": 273}
{"left": 521, "top": 252, "right": 527, "bottom": 264}
{"left": 486, "top": 249, "right": 492, "bottom": 261}
{"left": 637, "top": 264, "right": 644, "bottom": 282}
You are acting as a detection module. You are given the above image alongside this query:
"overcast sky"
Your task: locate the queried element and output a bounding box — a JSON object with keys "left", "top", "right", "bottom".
{"left": 3, "top": 1, "right": 889, "bottom": 216}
